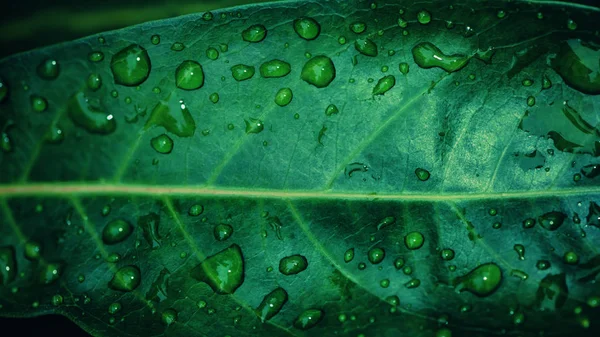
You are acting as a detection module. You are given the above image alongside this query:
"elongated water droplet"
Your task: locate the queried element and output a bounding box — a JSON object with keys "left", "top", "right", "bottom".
{"left": 294, "top": 17, "right": 320, "bottom": 40}
{"left": 536, "top": 260, "right": 550, "bottom": 270}
{"left": 350, "top": 22, "right": 366, "bottom": 34}
{"left": 260, "top": 59, "right": 291, "bottom": 78}
{"left": 344, "top": 248, "right": 354, "bottom": 262}
{"left": 513, "top": 244, "right": 525, "bottom": 260}
{"left": 109, "top": 265, "right": 141, "bottom": 292}
{"left": 145, "top": 96, "right": 196, "bottom": 137}
{"left": 242, "top": 24, "right": 267, "bottom": 42}
{"left": 325, "top": 104, "right": 339, "bottom": 116}
{"left": 376, "top": 216, "right": 395, "bottom": 230}
{"left": 405, "top": 278, "right": 421, "bottom": 288}
{"left": 102, "top": 219, "right": 133, "bottom": 244}
{"left": 586, "top": 202, "right": 600, "bottom": 228}
{"left": 510, "top": 269, "right": 528, "bottom": 280}
{"left": 0, "top": 246, "right": 17, "bottom": 285}
{"left": 355, "top": 38, "right": 378, "bottom": 57}
{"left": 171, "top": 42, "right": 185, "bottom": 51}
{"left": 150, "top": 134, "right": 173, "bottom": 154}
{"left": 279, "top": 254, "right": 308, "bottom": 275}
{"left": 256, "top": 287, "right": 288, "bottom": 321}
{"left": 372, "top": 75, "right": 395, "bottom": 95}
{"left": 88, "top": 51, "right": 104, "bottom": 62}
{"left": 399, "top": 62, "right": 409, "bottom": 75}
{"left": 538, "top": 211, "right": 566, "bottom": 231}
{"left": 231, "top": 64, "right": 255, "bottom": 81}
{"left": 138, "top": 212, "right": 161, "bottom": 249}
{"left": 368, "top": 247, "right": 385, "bottom": 264}
{"left": 454, "top": 263, "right": 502, "bottom": 297}
{"left": 301, "top": 55, "right": 336, "bottom": 88}
{"left": 274, "top": 88, "right": 293, "bottom": 106}
{"left": 37, "top": 59, "right": 60, "bottom": 80}
{"left": 542, "top": 74, "right": 552, "bottom": 89}
{"left": 191, "top": 244, "right": 244, "bottom": 294}
{"left": 68, "top": 91, "right": 116, "bottom": 134}
{"left": 38, "top": 262, "right": 63, "bottom": 285}
{"left": 412, "top": 42, "right": 470, "bottom": 72}
{"left": 214, "top": 223, "right": 233, "bottom": 241}
{"left": 175, "top": 61, "right": 204, "bottom": 90}
{"left": 294, "top": 309, "right": 324, "bottom": 330}
{"left": 244, "top": 118, "right": 264, "bottom": 134}
{"left": 110, "top": 44, "right": 151, "bottom": 86}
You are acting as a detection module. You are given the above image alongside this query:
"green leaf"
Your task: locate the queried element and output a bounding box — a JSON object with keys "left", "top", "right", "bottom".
{"left": 1, "top": 1, "right": 600, "bottom": 336}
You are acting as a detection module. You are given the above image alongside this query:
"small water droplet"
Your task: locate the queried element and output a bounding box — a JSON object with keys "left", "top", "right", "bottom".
{"left": 30, "top": 95, "right": 48, "bottom": 112}
{"left": 405, "top": 278, "right": 421, "bottom": 288}
{"left": 102, "top": 219, "right": 133, "bottom": 244}
{"left": 355, "top": 38, "right": 378, "bottom": 57}
{"left": 0, "top": 246, "right": 17, "bottom": 285}
{"left": 350, "top": 22, "right": 366, "bottom": 34}
{"left": 37, "top": 59, "right": 60, "bottom": 80}
{"left": 150, "top": 134, "right": 173, "bottom": 154}
{"left": 67, "top": 91, "right": 116, "bottom": 134}
{"left": 86, "top": 73, "right": 102, "bottom": 91}
{"left": 399, "top": 62, "right": 409, "bottom": 75}
{"left": 189, "top": 204, "right": 204, "bottom": 216}
{"left": 108, "top": 302, "right": 122, "bottom": 314}
{"left": 372, "top": 75, "right": 395, "bottom": 95}
{"left": 325, "top": 104, "right": 339, "bottom": 116}
{"left": 244, "top": 118, "right": 264, "bottom": 134}
{"left": 242, "top": 24, "right": 267, "bottom": 43}
{"left": 522, "top": 218, "right": 535, "bottom": 228}
{"left": 231, "top": 64, "right": 255, "bottom": 81}
{"left": 206, "top": 47, "right": 219, "bottom": 60}
{"left": 191, "top": 244, "right": 244, "bottom": 294}
{"left": 161, "top": 308, "right": 177, "bottom": 326}
{"left": 293, "top": 309, "right": 324, "bottom": 330}
{"left": 294, "top": 17, "right": 320, "bottom": 40}
{"left": 109, "top": 265, "right": 141, "bottom": 292}
{"left": 175, "top": 60, "right": 204, "bottom": 90}
{"left": 344, "top": 248, "right": 354, "bottom": 262}
{"left": 441, "top": 249, "right": 455, "bottom": 260}
{"left": 171, "top": 42, "right": 185, "bottom": 51}
{"left": 214, "top": 223, "right": 233, "bottom": 241}
{"left": 52, "top": 294, "right": 63, "bottom": 306}
{"left": 368, "top": 247, "right": 385, "bottom": 264}
{"left": 538, "top": 211, "right": 566, "bottom": 231}
{"left": 150, "top": 35, "right": 160, "bottom": 45}
{"left": 88, "top": 51, "right": 104, "bottom": 62}
{"left": 279, "top": 254, "right": 308, "bottom": 275}
{"left": 513, "top": 244, "right": 525, "bottom": 260}
{"left": 454, "top": 263, "right": 502, "bottom": 297}
{"left": 417, "top": 10, "right": 432, "bottom": 24}
{"left": 415, "top": 168, "right": 430, "bottom": 181}
{"left": 24, "top": 241, "right": 42, "bottom": 260}
{"left": 260, "top": 59, "right": 291, "bottom": 78}
{"left": 275, "top": 88, "right": 293, "bottom": 106}
{"left": 564, "top": 251, "right": 579, "bottom": 264}
{"left": 404, "top": 231, "right": 424, "bottom": 250}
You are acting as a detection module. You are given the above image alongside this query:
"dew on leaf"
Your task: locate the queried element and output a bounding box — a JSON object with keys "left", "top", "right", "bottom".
{"left": 404, "top": 231, "right": 424, "bottom": 250}
{"left": 386, "top": 295, "right": 400, "bottom": 306}
{"left": 551, "top": 39, "right": 600, "bottom": 94}
{"left": 231, "top": 64, "right": 255, "bottom": 81}
{"left": 244, "top": 117, "right": 264, "bottom": 134}
{"left": 415, "top": 168, "right": 430, "bottom": 181}
{"left": 358, "top": 262, "right": 366, "bottom": 270}
{"left": 510, "top": 269, "right": 528, "bottom": 280}
{"left": 110, "top": 44, "right": 151, "bottom": 86}
{"left": 454, "top": 263, "right": 502, "bottom": 297}
{"left": 586, "top": 202, "right": 600, "bottom": 227}
{"left": 206, "top": 47, "right": 219, "bottom": 60}
{"left": 171, "top": 42, "right": 185, "bottom": 51}
{"left": 581, "top": 164, "right": 600, "bottom": 178}
{"left": 355, "top": 38, "right": 378, "bottom": 57}
{"left": 209, "top": 93, "right": 219, "bottom": 103}
{"left": 88, "top": 51, "right": 104, "bottom": 62}
{"left": 275, "top": 88, "right": 293, "bottom": 106}
{"left": 523, "top": 218, "right": 535, "bottom": 228}
{"left": 109, "top": 265, "right": 141, "bottom": 292}
{"left": 398, "top": 17, "right": 408, "bottom": 28}
{"left": 513, "top": 244, "right": 525, "bottom": 260}
{"left": 67, "top": 91, "right": 116, "bottom": 134}
{"left": 150, "top": 34, "right": 160, "bottom": 45}
{"left": 52, "top": 294, "right": 63, "bottom": 306}
{"left": 399, "top": 62, "right": 409, "bottom": 75}
{"left": 31, "top": 95, "right": 47, "bottom": 112}
{"left": 436, "top": 328, "right": 452, "bottom": 337}
{"left": 214, "top": 223, "right": 233, "bottom": 241}
{"left": 417, "top": 9, "right": 432, "bottom": 24}
{"left": 24, "top": 241, "right": 42, "bottom": 260}
{"left": 260, "top": 59, "right": 291, "bottom": 78}
{"left": 102, "top": 219, "right": 133, "bottom": 244}
{"left": 38, "top": 262, "right": 63, "bottom": 285}
{"left": 350, "top": 22, "right": 366, "bottom": 34}
{"left": 376, "top": 216, "right": 395, "bottom": 230}
{"left": 441, "top": 249, "right": 455, "bottom": 260}
{"left": 538, "top": 211, "right": 566, "bottom": 231}
{"left": 527, "top": 96, "right": 536, "bottom": 107}
{"left": 412, "top": 42, "right": 470, "bottom": 72}
{"left": 175, "top": 60, "right": 204, "bottom": 90}
{"left": 325, "top": 104, "right": 339, "bottom": 116}
{"left": 190, "top": 244, "right": 244, "bottom": 294}
{"left": 394, "top": 257, "right": 405, "bottom": 269}
{"left": 161, "top": 308, "right": 177, "bottom": 326}
{"left": 189, "top": 204, "right": 204, "bottom": 216}
{"left": 542, "top": 74, "right": 552, "bottom": 89}
{"left": 368, "top": 247, "right": 385, "bottom": 264}
{"left": 137, "top": 212, "right": 161, "bottom": 249}
{"left": 256, "top": 287, "right": 288, "bottom": 321}
{"left": 294, "top": 17, "right": 320, "bottom": 40}
{"left": 373, "top": 75, "right": 395, "bottom": 95}
{"left": 106, "top": 253, "right": 121, "bottom": 263}
{"left": 145, "top": 97, "right": 196, "bottom": 137}
{"left": 150, "top": 134, "right": 174, "bottom": 154}
{"left": 293, "top": 309, "right": 324, "bottom": 330}
{"left": 37, "top": 59, "right": 60, "bottom": 80}
{"left": 564, "top": 251, "right": 579, "bottom": 264}
{"left": 242, "top": 24, "right": 267, "bottom": 42}
{"left": 279, "top": 254, "right": 308, "bottom": 275}
{"left": 0, "top": 246, "right": 17, "bottom": 285}
{"left": 108, "top": 302, "right": 122, "bottom": 314}
{"left": 344, "top": 248, "right": 354, "bottom": 263}
{"left": 405, "top": 278, "right": 421, "bottom": 288}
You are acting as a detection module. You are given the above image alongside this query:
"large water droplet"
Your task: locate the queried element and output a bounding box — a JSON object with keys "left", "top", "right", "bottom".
{"left": 191, "top": 244, "right": 244, "bottom": 294}
{"left": 37, "top": 59, "right": 60, "bottom": 80}
{"left": 412, "top": 42, "right": 470, "bottom": 72}
{"left": 175, "top": 61, "right": 204, "bottom": 90}
{"left": 214, "top": 223, "right": 233, "bottom": 241}
{"left": 279, "top": 254, "right": 308, "bottom": 275}
{"left": 294, "top": 17, "right": 320, "bottom": 40}
{"left": 231, "top": 64, "right": 255, "bottom": 81}
{"left": 138, "top": 212, "right": 161, "bottom": 249}
{"left": 552, "top": 39, "right": 600, "bottom": 94}
{"left": 256, "top": 287, "right": 288, "bottom": 321}
{"left": 102, "top": 219, "right": 133, "bottom": 244}
{"left": 110, "top": 44, "right": 151, "bottom": 86}
{"left": 538, "top": 211, "right": 566, "bottom": 231}
{"left": 242, "top": 24, "right": 267, "bottom": 43}
{"left": 373, "top": 75, "right": 395, "bottom": 95}
{"left": 109, "top": 265, "right": 141, "bottom": 292}
{"left": 404, "top": 231, "right": 424, "bottom": 250}
{"left": 368, "top": 247, "right": 385, "bottom": 264}
{"left": 355, "top": 38, "right": 378, "bottom": 57}
{"left": 294, "top": 308, "right": 324, "bottom": 330}
{"left": 301, "top": 55, "right": 336, "bottom": 88}
{"left": 260, "top": 59, "right": 291, "bottom": 78}
{"left": 68, "top": 91, "right": 116, "bottom": 134}
{"left": 145, "top": 96, "right": 196, "bottom": 137}
{"left": 454, "top": 263, "right": 502, "bottom": 297}
{"left": 0, "top": 246, "right": 17, "bottom": 285}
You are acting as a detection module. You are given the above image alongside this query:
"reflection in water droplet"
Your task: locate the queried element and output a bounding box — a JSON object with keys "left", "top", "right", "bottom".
{"left": 145, "top": 96, "right": 196, "bottom": 137}
{"left": 415, "top": 168, "right": 430, "bottom": 181}
{"left": 301, "top": 55, "right": 336, "bottom": 88}
{"left": 191, "top": 244, "right": 244, "bottom": 294}
{"left": 344, "top": 248, "right": 354, "bottom": 262}
{"left": 67, "top": 91, "right": 116, "bottom": 134}
{"left": 214, "top": 223, "right": 233, "bottom": 241}
{"left": 412, "top": 42, "right": 470, "bottom": 72}
{"left": 175, "top": 60, "right": 205, "bottom": 90}
{"left": 538, "top": 211, "right": 566, "bottom": 231}
{"left": 110, "top": 44, "right": 151, "bottom": 86}
{"left": 109, "top": 265, "right": 141, "bottom": 292}
{"left": 350, "top": 22, "right": 366, "bottom": 34}
{"left": 404, "top": 231, "right": 424, "bottom": 250}
{"left": 275, "top": 88, "right": 293, "bottom": 107}
{"left": 564, "top": 251, "right": 579, "bottom": 264}
{"left": 260, "top": 59, "right": 291, "bottom": 78}
{"left": 279, "top": 254, "right": 308, "bottom": 275}
{"left": 373, "top": 75, "right": 395, "bottom": 95}
{"left": 31, "top": 95, "right": 48, "bottom": 112}
{"left": 231, "top": 64, "right": 255, "bottom": 81}
{"left": 417, "top": 10, "right": 431, "bottom": 24}
{"left": 256, "top": 287, "right": 288, "bottom": 322}
{"left": 368, "top": 247, "right": 385, "bottom": 264}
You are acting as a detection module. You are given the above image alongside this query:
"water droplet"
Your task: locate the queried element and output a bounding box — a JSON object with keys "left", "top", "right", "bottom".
{"left": 354, "top": 38, "right": 378, "bottom": 57}
{"left": 344, "top": 248, "right": 354, "bottom": 262}
{"left": 52, "top": 294, "right": 63, "bottom": 306}
{"left": 412, "top": 42, "right": 470, "bottom": 72}
{"left": 587, "top": 296, "right": 600, "bottom": 308}
{"left": 338, "top": 36, "right": 346, "bottom": 44}
{"left": 209, "top": 93, "right": 219, "bottom": 104}
{"left": 88, "top": 51, "right": 104, "bottom": 62}
{"left": 415, "top": 168, "right": 430, "bottom": 181}
{"left": 214, "top": 223, "right": 233, "bottom": 241}
{"left": 110, "top": 44, "right": 151, "bottom": 86}
{"left": 67, "top": 91, "right": 116, "bottom": 134}
{"left": 242, "top": 24, "right": 267, "bottom": 43}
{"left": 150, "top": 134, "right": 173, "bottom": 154}
{"left": 368, "top": 247, "right": 385, "bottom": 264}
{"left": 372, "top": 75, "right": 395, "bottom": 95}
{"left": 256, "top": 287, "right": 288, "bottom": 321}
{"left": 300, "top": 55, "right": 336, "bottom": 88}
{"left": 145, "top": 97, "right": 196, "bottom": 137}
{"left": 188, "top": 204, "right": 204, "bottom": 216}
{"left": 405, "top": 278, "right": 421, "bottom": 288}
{"left": 161, "top": 308, "right": 177, "bottom": 326}
{"left": 206, "top": 47, "right": 219, "bottom": 60}
{"left": 0, "top": 77, "right": 8, "bottom": 103}
{"left": 85, "top": 73, "right": 102, "bottom": 92}
{"left": 538, "top": 211, "right": 566, "bottom": 231}
{"left": 350, "top": 22, "right": 366, "bottom": 34}
{"left": 551, "top": 39, "right": 600, "bottom": 94}
{"left": 294, "top": 17, "right": 320, "bottom": 40}
{"left": 404, "top": 231, "right": 424, "bottom": 250}
{"left": 454, "top": 263, "right": 502, "bottom": 297}
{"left": 138, "top": 212, "right": 161, "bottom": 249}
{"left": 513, "top": 244, "right": 525, "bottom": 260}
{"left": 106, "top": 253, "right": 121, "bottom": 263}
{"left": 522, "top": 78, "right": 533, "bottom": 86}
{"left": 417, "top": 10, "right": 432, "bottom": 24}
{"left": 279, "top": 254, "right": 308, "bottom": 275}
{"left": 586, "top": 202, "right": 600, "bottom": 228}
{"left": 108, "top": 302, "right": 122, "bottom": 314}
{"left": 109, "top": 265, "right": 141, "bottom": 292}
{"left": 37, "top": 59, "right": 60, "bottom": 80}
{"left": 522, "top": 218, "right": 535, "bottom": 229}
{"left": 441, "top": 249, "right": 455, "bottom": 260}
{"left": 567, "top": 19, "right": 577, "bottom": 30}
{"left": 244, "top": 117, "right": 264, "bottom": 134}
{"left": 231, "top": 64, "right": 255, "bottom": 81}
{"left": 275, "top": 88, "right": 293, "bottom": 106}
{"left": 293, "top": 309, "right": 324, "bottom": 330}
{"left": 542, "top": 74, "right": 552, "bottom": 89}
{"left": 510, "top": 269, "right": 528, "bottom": 280}
{"left": 380, "top": 279, "right": 390, "bottom": 288}
{"left": 0, "top": 246, "right": 17, "bottom": 285}
{"left": 102, "top": 219, "right": 133, "bottom": 244}
{"left": 582, "top": 164, "right": 600, "bottom": 178}
{"left": 191, "top": 244, "right": 244, "bottom": 294}
{"left": 24, "top": 241, "right": 42, "bottom": 260}
{"left": 376, "top": 216, "right": 395, "bottom": 231}
{"left": 151, "top": 34, "right": 160, "bottom": 45}
{"left": 399, "top": 62, "right": 409, "bottom": 75}
{"left": 325, "top": 104, "right": 339, "bottom": 116}
{"left": 260, "top": 59, "right": 291, "bottom": 78}
{"left": 30, "top": 95, "right": 48, "bottom": 112}
{"left": 175, "top": 60, "right": 204, "bottom": 90}
{"left": 564, "top": 251, "right": 579, "bottom": 265}
{"left": 171, "top": 42, "right": 185, "bottom": 51}
{"left": 527, "top": 96, "right": 536, "bottom": 107}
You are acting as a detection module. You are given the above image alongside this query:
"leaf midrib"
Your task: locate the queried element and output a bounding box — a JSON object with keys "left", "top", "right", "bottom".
{"left": 0, "top": 183, "right": 597, "bottom": 200}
